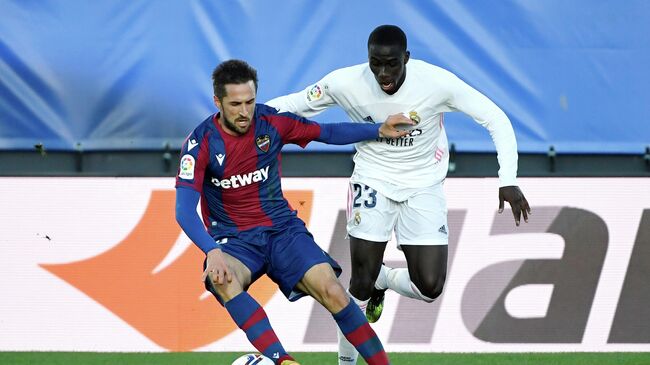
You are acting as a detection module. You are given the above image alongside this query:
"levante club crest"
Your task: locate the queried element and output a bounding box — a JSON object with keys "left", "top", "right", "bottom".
{"left": 256, "top": 134, "right": 270, "bottom": 153}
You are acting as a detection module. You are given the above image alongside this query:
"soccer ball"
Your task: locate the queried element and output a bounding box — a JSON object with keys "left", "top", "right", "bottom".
{"left": 231, "top": 353, "right": 275, "bottom": 365}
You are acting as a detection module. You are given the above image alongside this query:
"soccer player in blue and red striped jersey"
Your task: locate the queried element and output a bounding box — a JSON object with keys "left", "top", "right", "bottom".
{"left": 175, "top": 60, "right": 411, "bottom": 365}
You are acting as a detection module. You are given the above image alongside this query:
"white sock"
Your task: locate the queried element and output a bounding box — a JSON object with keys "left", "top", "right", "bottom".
{"left": 382, "top": 266, "right": 436, "bottom": 303}
{"left": 337, "top": 291, "right": 367, "bottom": 365}
{"left": 374, "top": 264, "right": 389, "bottom": 290}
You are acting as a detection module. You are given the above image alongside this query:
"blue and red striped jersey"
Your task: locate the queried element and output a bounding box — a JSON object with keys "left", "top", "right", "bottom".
{"left": 175, "top": 104, "right": 321, "bottom": 243}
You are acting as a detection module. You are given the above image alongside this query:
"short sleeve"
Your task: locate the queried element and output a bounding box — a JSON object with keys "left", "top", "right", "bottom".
{"left": 263, "top": 112, "right": 322, "bottom": 148}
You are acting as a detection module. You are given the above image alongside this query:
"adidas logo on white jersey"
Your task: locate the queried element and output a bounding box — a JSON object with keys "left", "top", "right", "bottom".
{"left": 438, "top": 225, "right": 447, "bottom": 235}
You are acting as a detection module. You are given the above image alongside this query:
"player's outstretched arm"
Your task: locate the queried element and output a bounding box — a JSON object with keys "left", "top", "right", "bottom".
{"left": 316, "top": 113, "right": 412, "bottom": 145}
{"left": 498, "top": 186, "right": 531, "bottom": 226}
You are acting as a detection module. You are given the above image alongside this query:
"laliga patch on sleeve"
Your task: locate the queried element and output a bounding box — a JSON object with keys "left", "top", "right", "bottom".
{"left": 179, "top": 154, "right": 195, "bottom": 180}
{"left": 306, "top": 83, "right": 324, "bottom": 102}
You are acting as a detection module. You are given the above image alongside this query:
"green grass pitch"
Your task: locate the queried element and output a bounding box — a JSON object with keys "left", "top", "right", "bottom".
{"left": 1, "top": 352, "right": 649, "bottom": 365}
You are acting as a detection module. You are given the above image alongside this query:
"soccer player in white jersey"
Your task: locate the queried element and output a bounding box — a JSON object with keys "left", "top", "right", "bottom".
{"left": 267, "top": 24, "right": 531, "bottom": 365}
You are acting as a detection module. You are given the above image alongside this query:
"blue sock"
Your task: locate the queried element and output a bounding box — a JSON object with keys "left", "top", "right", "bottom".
{"left": 333, "top": 301, "right": 389, "bottom": 365}
{"left": 225, "top": 292, "right": 293, "bottom": 364}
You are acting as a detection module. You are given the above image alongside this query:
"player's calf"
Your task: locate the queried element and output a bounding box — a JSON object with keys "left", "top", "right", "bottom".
{"left": 225, "top": 292, "right": 294, "bottom": 364}
{"left": 333, "top": 301, "right": 391, "bottom": 365}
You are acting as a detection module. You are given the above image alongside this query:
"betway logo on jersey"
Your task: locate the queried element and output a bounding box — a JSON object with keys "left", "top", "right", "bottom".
{"left": 211, "top": 166, "right": 269, "bottom": 189}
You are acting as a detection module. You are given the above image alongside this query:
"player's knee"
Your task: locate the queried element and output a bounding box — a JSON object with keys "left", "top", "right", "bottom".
{"left": 320, "top": 278, "right": 349, "bottom": 311}
{"left": 207, "top": 273, "right": 241, "bottom": 302}
{"left": 209, "top": 280, "right": 228, "bottom": 297}
{"left": 413, "top": 275, "right": 445, "bottom": 302}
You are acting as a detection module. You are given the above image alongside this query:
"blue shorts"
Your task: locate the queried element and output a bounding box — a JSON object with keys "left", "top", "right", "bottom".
{"left": 204, "top": 217, "right": 342, "bottom": 303}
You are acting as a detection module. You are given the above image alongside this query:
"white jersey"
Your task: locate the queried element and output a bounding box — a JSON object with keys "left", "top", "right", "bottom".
{"left": 267, "top": 59, "right": 518, "bottom": 200}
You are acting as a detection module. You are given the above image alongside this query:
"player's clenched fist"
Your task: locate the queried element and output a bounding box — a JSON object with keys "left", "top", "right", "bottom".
{"left": 379, "top": 113, "right": 414, "bottom": 138}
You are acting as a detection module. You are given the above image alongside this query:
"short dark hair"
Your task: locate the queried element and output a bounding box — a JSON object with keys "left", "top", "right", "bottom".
{"left": 367, "top": 25, "right": 407, "bottom": 51}
{"left": 212, "top": 59, "right": 258, "bottom": 99}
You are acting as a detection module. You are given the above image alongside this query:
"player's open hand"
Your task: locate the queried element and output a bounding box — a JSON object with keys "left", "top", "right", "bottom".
{"left": 498, "top": 186, "right": 531, "bottom": 226}
{"left": 202, "top": 248, "right": 233, "bottom": 284}
{"left": 379, "top": 113, "right": 414, "bottom": 138}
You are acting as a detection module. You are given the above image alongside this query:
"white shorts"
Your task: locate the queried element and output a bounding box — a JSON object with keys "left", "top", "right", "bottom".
{"left": 346, "top": 181, "right": 448, "bottom": 247}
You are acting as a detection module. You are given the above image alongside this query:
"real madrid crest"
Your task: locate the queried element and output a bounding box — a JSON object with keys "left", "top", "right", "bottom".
{"left": 256, "top": 134, "right": 270, "bottom": 153}
{"left": 408, "top": 111, "right": 421, "bottom": 125}
{"left": 354, "top": 211, "right": 361, "bottom": 226}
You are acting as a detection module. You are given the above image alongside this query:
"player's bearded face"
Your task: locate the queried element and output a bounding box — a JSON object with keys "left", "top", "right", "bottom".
{"left": 368, "top": 44, "right": 409, "bottom": 95}
{"left": 215, "top": 80, "right": 256, "bottom": 136}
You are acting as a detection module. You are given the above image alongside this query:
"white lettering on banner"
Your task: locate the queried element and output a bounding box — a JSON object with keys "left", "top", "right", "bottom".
{"left": 211, "top": 166, "right": 269, "bottom": 189}
{"left": 0, "top": 177, "right": 649, "bottom": 352}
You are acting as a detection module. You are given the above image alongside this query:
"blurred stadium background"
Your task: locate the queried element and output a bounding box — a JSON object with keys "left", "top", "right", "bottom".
{"left": 1, "top": 1, "right": 649, "bottom": 364}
